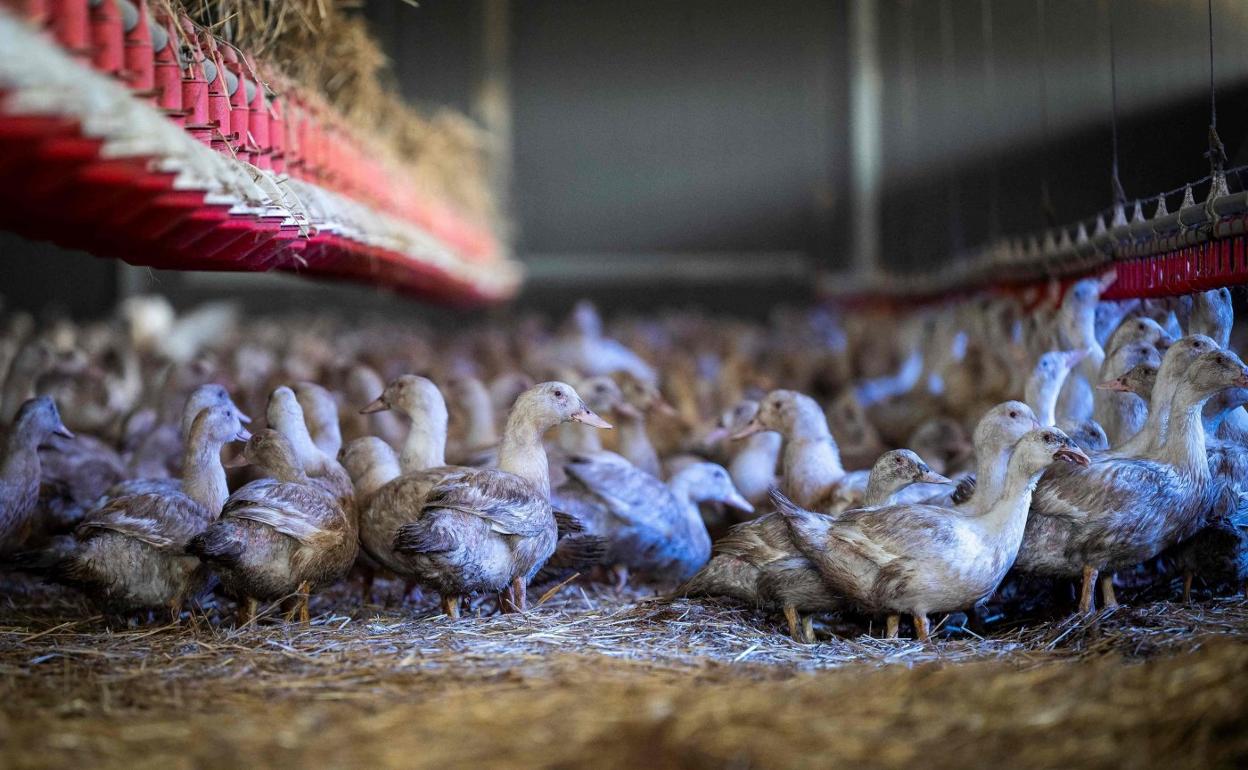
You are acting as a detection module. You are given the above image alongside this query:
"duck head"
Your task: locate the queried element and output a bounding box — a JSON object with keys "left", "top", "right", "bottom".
{"left": 672, "top": 462, "right": 754, "bottom": 513}
{"left": 1181, "top": 349, "right": 1248, "bottom": 397}
{"left": 730, "top": 389, "right": 817, "bottom": 439}
{"left": 189, "top": 404, "right": 251, "bottom": 446}
{"left": 576, "top": 375, "right": 624, "bottom": 416}
{"left": 512, "top": 381, "right": 612, "bottom": 430}
{"left": 614, "top": 371, "right": 678, "bottom": 421}
{"left": 873, "top": 449, "right": 952, "bottom": 488}
{"left": 1012, "top": 427, "right": 1091, "bottom": 473}
{"left": 229, "top": 428, "right": 305, "bottom": 481}
{"left": 906, "top": 417, "right": 972, "bottom": 474}
{"left": 972, "top": 401, "right": 1041, "bottom": 455}
{"left": 181, "top": 383, "right": 250, "bottom": 438}
{"left": 1108, "top": 316, "right": 1174, "bottom": 355}
{"left": 360, "top": 375, "right": 448, "bottom": 423}
{"left": 1098, "top": 362, "right": 1159, "bottom": 399}
{"left": 1189, "top": 287, "right": 1234, "bottom": 348}
{"left": 13, "top": 396, "right": 74, "bottom": 447}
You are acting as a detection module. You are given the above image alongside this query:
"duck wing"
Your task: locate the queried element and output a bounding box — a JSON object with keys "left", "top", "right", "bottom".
{"left": 420, "top": 468, "right": 550, "bottom": 537}
{"left": 222, "top": 479, "right": 344, "bottom": 548}
{"left": 76, "top": 492, "right": 209, "bottom": 552}
{"left": 562, "top": 454, "right": 673, "bottom": 530}
{"left": 713, "top": 514, "right": 793, "bottom": 566}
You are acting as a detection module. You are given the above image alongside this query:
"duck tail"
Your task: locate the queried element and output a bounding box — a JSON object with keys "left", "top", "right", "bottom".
{"left": 393, "top": 515, "right": 458, "bottom": 555}
{"left": 674, "top": 554, "right": 758, "bottom": 605}
{"left": 4, "top": 535, "right": 79, "bottom": 579}
{"left": 552, "top": 508, "right": 586, "bottom": 537}
{"left": 186, "top": 529, "right": 243, "bottom": 567}
{"left": 769, "top": 488, "right": 806, "bottom": 519}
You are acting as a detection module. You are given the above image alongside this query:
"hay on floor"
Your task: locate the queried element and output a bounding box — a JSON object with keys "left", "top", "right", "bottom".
{"left": 2, "top": 576, "right": 1247, "bottom": 769}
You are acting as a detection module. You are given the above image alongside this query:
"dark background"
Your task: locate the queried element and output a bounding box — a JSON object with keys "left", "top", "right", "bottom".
{"left": 3, "top": 0, "right": 1248, "bottom": 317}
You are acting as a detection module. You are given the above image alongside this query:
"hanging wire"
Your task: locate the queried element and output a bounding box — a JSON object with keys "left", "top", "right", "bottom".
{"left": 1205, "top": 0, "right": 1227, "bottom": 174}
{"left": 981, "top": 0, "right": 1001, "bottom": 239}
{"left": 899, "top": 0, "right": 918, "bottom": 268}
{"left": 1102, "top": 0, "right": 1126, "bottom": 204}
{"left": 1035, "top": 0, "right": 1056, "bottom": 225}
{"left": 939, "top": 0, "right": 964, "bottom": 256}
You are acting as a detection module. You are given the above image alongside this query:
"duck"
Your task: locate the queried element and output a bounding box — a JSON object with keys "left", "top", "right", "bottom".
{"left": 1095, "top": 341, "right": 1163, "bottom": 447}
{"left": 542, "top": 301, "right": 657, "bottom": 385}
{"left": 778, "top": 428, "right": 1088, "bottom": 641}
{"left": 122, "top": 383, "right": 250, "bottom": 483}
{"left": 266, "top": 386, "right": 353, "bottom": 507}
{"left": 294, "top": 381, "right": 343, "bottom": 459}
{"left": 730, "top": 389, "right": 853, "bottom": 512}
{"left": 0, "top": 397, "right": 75, "bottom": 554}
{"left": 925, "top": 401, "right": 1040, "bottom": 511}
{"left": 1026, "top": 350, "right": 1085, "bottom": 429}
{"left": 613, "top": 371, "right": 676, "bottom": 478}
{"left": 555, "top": 457, "right": 751, "bottom": 585}
{"left": 364, "top": 382, "right": 611, "bottom": 616}
{"left": 862, "top": 449, "right": 952, "bottom": 506}
{"left": 681, "top": 447, "right": 950, "bottom": 642}
{"left": 188, "top": 429, "right": 357, "bottom": 625}
{"left": 443, "top": 375, "right": 500, "bottom": 467}
{"left": 1053, "top": 276, "right": 1109, "bottom": 426}
{"left": 708, "top": 399, "right": 781, "bottom": 510}
{"left": 359, "top": 374, "right": 448, "bottom": 475}
{"left": 44, "top": 405, "right": 249, "bottom": 617}
{"left": 1018, "top": 341, "right": 1248, "bottom": 613}
{"left": 341, "top": 363, "right": 406, "bottom": 449}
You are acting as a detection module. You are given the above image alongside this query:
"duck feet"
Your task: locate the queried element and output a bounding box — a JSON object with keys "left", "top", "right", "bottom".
{"left": 612, "top": 564, "right": 630, "bottom": 592}
{"left": 783, "top": 604, "right": 802, "bottom": 642}
{"left": 1078, "top": 565, "right": 1099, "bottom": 615}
{"left": 912, "top": 613, "right": 930, "bottom": 643}
{"left": 801, "top": 614, "right": 816, "bottom": 644}
{"left": 885, "top": 614, "right": 900, "bottom": 640}
{"left": 297, "top": 582, "right": 311, "bottom": 625}
{"left": 237, "top": 597, "right": 258, "bottom": 627}
{"left": 504, "top": 577, "right": 528, "bottom": 613}
{"left": 1182, "top": 570, "right": 1194, "bottom": 603}
{"left": 1099, "top": 574, "right": 1118, "bottom": 609}
{"left": 441, "top": 593, "right": 462, "bottom": 619}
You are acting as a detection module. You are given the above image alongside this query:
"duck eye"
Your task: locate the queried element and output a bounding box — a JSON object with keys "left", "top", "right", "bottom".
{"left": 1009, "top": 410, "right": 1018, "bottom": 419}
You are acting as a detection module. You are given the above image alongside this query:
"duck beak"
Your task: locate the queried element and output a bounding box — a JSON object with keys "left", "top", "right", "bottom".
{"left": 233, "top": 428, "right": 253, "bottom": 443}
{"left": 730, "top": 418, "right": 764, "bottom": 441}
{"left": 1234, "top": 368, "right": 1248, "bottom": 388}
{"left": 1157, "top": 334, "right": 1175, "bottom": 350}
{"left": 721, "top": 491, "right": 754, "bottom": 513}
{"left": 571, "top": 407, "right": 613, "bottom": 429}
{"left": 701, "top": 426, "right": 730, "bottom": 445}
{"left": 1054, "top": 447, "right": 1091, "bottom": 466}
{"left": 236, "top": 409, "right": 252, "bottom": 424}
{"left": 360, "top": 396, "right": 388, "bottom": 414}
{"left": 1096, "top": 377, "right": 1130, "bottom": 392}
{"left": 53, "top": 422, "right": 75, "bottom": 439}
{"left": 1097, "top": 269, "right": 1117, "bottom": 292}
{"left": 919, "top": 469, "right": 953, "bottom": 485}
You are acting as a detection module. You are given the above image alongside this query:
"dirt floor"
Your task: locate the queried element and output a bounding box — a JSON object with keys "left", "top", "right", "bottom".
{"left": 2, "top": 575, "right": 1247, "bottom": 770}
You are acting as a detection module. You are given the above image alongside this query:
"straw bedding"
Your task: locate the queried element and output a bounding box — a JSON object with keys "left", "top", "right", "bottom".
{"left": 2, "top": 575, "right": 1247, "bottom": 769}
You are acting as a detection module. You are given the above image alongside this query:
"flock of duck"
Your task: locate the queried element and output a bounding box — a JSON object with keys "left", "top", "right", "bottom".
{"left": 1, "top": 279, "right": 1245, "bottom": 643}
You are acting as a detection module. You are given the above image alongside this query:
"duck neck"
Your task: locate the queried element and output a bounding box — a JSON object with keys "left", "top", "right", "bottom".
{"left": 967, "top": 442, "right": 1012, "bottom": 513}
{"left": 462, "top": 388, "right": 498, "bottom": 450}
{"left": 498, "top": 411, "right": 553, "bottom": 498}
{"left": 181, "top": 436, "right": 229, "bottom": 515}
{"left": 781, "top": 414, "right": 844, "bottom": 507}
{"left": 729, "top": 432, "right": 780, "bottom": 497}
{"left": 864, "top": 474, "right": 904, "bottom": 507}
{"left": 557, "top": 421, "right": 601, "bottom": 454}
{"left": 1025, "top": 371, "right": 1067, "bottom": 427}
{"left": 979, "top": 460, "right": 1045, "bottom": 547}
{"left": 1153, "top": 387, "right": 1212, "bottom": 480}
{"left": 400, "top": 410, "right": 446, "bottom": 473}
{"left": 1, "top": 421, "right": 40, "bottom": 488}
{"left": 618, "top": 413, "right": 659, "bottom": 474}
{"left": 307, "top": 405, "right": 342, "bottom": 458}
